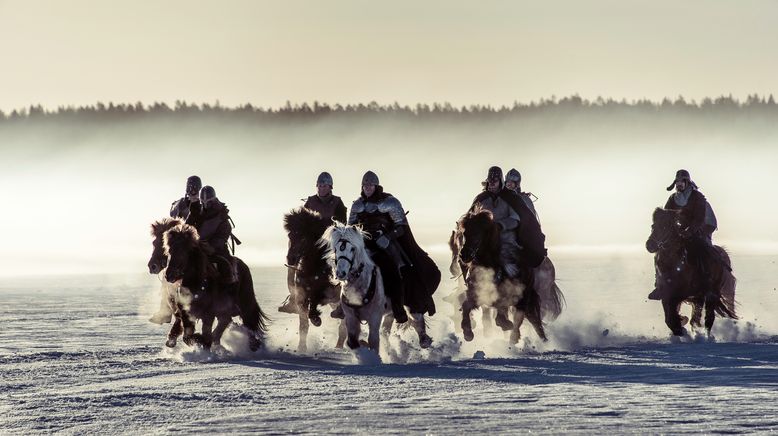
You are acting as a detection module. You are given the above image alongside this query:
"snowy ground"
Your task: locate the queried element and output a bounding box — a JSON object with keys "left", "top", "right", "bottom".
{"left": 2, "top": 255, "right": 778, "bottom": 434}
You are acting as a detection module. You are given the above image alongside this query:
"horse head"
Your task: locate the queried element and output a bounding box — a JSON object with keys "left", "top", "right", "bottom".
{"left": 458, "top": 206, "right": 500, "bottom": 264}
{"left": 148, "top": 217, "right": 184, "bottom": 274}
{"left": 163, "top": 223, "right": 200, "bottom": 283}
{"left": 320, "top": 222, "right": 370, "bottom": 282}
{"left": 284, "top": 207, "right": 328, "bottom": 266}
{"left": 646, "top": 207, "right": 681, "bottom": 253}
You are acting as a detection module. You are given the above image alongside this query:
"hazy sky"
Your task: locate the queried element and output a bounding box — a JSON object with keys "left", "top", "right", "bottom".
{"left": 1, "top": 0, "right": 778, "bottom": 111}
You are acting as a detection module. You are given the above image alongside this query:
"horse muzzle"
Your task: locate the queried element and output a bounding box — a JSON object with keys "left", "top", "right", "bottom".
{"left": 148, "top": 263, "right": 161, "bottom": 275}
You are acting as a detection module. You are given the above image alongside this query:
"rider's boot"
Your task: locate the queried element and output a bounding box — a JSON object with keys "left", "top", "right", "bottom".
{"left": 278, "top": 295, "right": 298, "bottom": 314}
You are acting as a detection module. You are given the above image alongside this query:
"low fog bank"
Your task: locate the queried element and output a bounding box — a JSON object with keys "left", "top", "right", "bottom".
{"left": 1, "top": 106, "right": 777, "bottom": 275}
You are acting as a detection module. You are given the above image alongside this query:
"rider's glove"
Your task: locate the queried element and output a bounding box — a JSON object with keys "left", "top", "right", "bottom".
{"left": 376, "top": 235, "right": 390, "bottom": 250}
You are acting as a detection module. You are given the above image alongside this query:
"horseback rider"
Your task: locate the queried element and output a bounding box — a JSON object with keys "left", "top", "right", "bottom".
{"left": 471, "top": 166, "right": 522, "bottom": 281}
{"left": 505, "top": 168, "right": 539, "bottom": 221}
{"left": 304, "top": 172, "right": 348, "bottom": 223}
{"left": 344, "top": 170, "right": 439, "bottom": 323}
{"left": 186, "top": 185, "right": 238, "bottom": 289}
{"left": 648, "top": 169, "right": 718, "bottom": 300}
{"left": 170, "top": 175, "right": 202, "bottom": 220}
{"left": 279, "top": 171, "right": 348, "bottom": 314}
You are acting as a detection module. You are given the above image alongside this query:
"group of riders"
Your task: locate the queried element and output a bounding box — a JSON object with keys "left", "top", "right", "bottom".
{"left": 157, "top": 166, "right": 720, "bottom": 329}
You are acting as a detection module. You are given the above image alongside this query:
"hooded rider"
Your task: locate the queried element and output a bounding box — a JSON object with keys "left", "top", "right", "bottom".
{"left": 505, "top": 168, "right": 539, "bottom": 221}
{"left": 170, "top": 175, "right": 201, "bottom": 219}
{"left": 186, "top": 185, "right": 238, "bottom": 287}
{"left": 279, "top": 171, "right": 348, "bottom": 314}
{"left": 303, "top": 172, "right": 348, "bottom": 223}
{"left": 345, "top": 171, "right": 439, "bottom": 324}
{"left": 648, "top": 169, "right": 718, "bottom": 300}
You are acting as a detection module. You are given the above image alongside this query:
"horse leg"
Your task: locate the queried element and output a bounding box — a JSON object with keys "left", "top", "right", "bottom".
{"left": 662, "top": 297, "right": 686, "bottom": 336}
{"left": 690, "top": 297, "right": 704, "bottom": 329}
{"left": 381, "top": 310, "right": 395, "bottom": 335}
{"left": 367, "top": 312, "right": 383, "bottom": 352}
{"left": 179, "top": 305, "right": 197, "bottom": 346}
{"left": 193, "top": 315, "right": 214, "bottom": 349}
{"left": 308, "top": 296, "right": 322, "bottom": 327}
{"left": 494, "top": 306, "right": 514, "bottom": 331}
{"left": 461, "top": 298, "right": 477, "bottom": 342}
{"left": 166, "top": 311, "right": 184, "bottom": 348}
{"left": 510, "top": 309, "right": 525, "bottom": 345}
{"left": 149, "top": 284, "right": 175, "bottom": 324}
{"left": 333, "top": 303, "right": 347, "bottom": 349}
{"left": 482, "top": 307, "right": 494, "bottom": 335}
{"left": 411, "top": 313, "right": 432, "bottom": 349}
{"left": 298, "top": 311, "right": 309, "bottom": 353}
{"left": 212, "top": 315, "right": 232, "bottom": 347}
{"left": 525, "top": 305, "right": 547, "bottom": 342}
{"left": 704, "top": 293, "right": 717, "bottom": 336}
{"left": 345, "top": 310, "right": 362, "bottom": 350}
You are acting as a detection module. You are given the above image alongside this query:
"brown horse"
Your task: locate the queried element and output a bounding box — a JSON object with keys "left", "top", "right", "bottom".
{"left": 163, "top": 223, "right": 269, "bottom": 351}
{"left": 283, "top": 208, "right": 345, "bottom": 351}
{"left": 646, "top": 207, "right": 737, "bottom": 337}
{"left": 453, "top": 207, "right": 563, "bottom": 343}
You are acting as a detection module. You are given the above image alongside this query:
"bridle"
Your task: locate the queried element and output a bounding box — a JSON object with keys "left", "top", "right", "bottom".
{"left": 333, "top": 236, "right": 376, "bottom": 308}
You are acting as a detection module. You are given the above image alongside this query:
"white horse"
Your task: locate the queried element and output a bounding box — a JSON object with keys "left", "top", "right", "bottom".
{"left": 320, "top": 222, "right": 432, "bottom": 353}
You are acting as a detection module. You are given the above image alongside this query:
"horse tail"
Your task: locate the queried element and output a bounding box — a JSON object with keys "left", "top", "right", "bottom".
{"left": 714, "top": 246, "right": 738, "bottom": 319}
{"left": 534, "top": 257, "right": 566, "bottom": 321}
{"left": 236, "top": 258, "right": 271, "bottom": 339}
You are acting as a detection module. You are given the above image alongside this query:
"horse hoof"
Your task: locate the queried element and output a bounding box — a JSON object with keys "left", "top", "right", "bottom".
{"left": 249, "top": 335, "right": 261, "bottom": 352}
{"left": 309, "top": 315, "right": 322, "bottom": 327}
{"left": 419, "top": 335, "right": 433, "bottom": 349}
{"left": 679, "top": 316, "right": 689, "bottom": 326}
{"left": 165, "top": 338, "right": 177, "bottom": 348}
{"left": 182, "top": 335, "right": 195, "bottom": 346}
{"left": 347, "top": 338, "right": 360, "bottom": 350}
{"left": 463, "top": 330, "right": 474, "bottom": 342}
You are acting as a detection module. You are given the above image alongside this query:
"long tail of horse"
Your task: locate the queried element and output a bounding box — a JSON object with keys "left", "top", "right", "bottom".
{"left": 236, "top": 258, "right": 271, "bottom": 339}
{"left": 713, "top": 246, "right": 738, "bottom": 319}
{"left": 535, "top": 257, "right": 566, "bottom": 321}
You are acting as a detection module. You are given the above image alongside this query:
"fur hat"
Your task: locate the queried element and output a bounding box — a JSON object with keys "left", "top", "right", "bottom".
{"left": 482, "top": 166, "right": 503, "bottom": 189}
{"left": 316, "top": 171, "right": 333, "bottom": 186}
{"left": 666, "top": 169, "right": 697, "bottom": 191}
{"left": 361, "top": 170, "right": 379, "bottom": 186}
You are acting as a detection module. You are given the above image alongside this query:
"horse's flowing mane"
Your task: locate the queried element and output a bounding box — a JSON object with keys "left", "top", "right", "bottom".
{"left": 460, "top": 205, "right": 495, "bottom": 231}
{"left": 163, "top": 223, "right": 200, "bottom": 256}
{"left": 284, "top": 207, "right": 327, "bottom": 236}
{"left": 319, "top": 222, "right": 373, "bottom": 267}
{"left": 151, "top": 217, "right": 184, "bottom": 238}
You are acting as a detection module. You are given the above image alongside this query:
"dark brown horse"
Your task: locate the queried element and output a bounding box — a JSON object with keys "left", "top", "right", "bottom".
{"left": 164, "top": 223, "right": 269, "bottom": 351}
{"left": 283, "top": 208, "right": 345, "bottom": 351}
{"left": 646, "top": 207, "right": 737, "bottom": 337}
{"left": 454, "top": 207, "right": 557, "bottom": 343}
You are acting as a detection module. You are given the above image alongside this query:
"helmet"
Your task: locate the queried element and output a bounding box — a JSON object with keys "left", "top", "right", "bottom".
{"left": 505, "top": 168, "right": 521, "bottom": 185}
{"left": 361, "top": 170, "right": 379, "bottom": 186}
{"left": 199, "top": 185, "right": 217, "bottom": 207}
{"left": 186, "top": 175, "right": 202, "bottom": 196}
{"left": 316, "top": 171, "right": 333, "bottom": 186}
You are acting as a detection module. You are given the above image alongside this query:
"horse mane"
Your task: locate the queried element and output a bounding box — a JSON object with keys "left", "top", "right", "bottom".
{"left": 284, "top": 207, "right": 327, "bottom": 236}
{"left": 460, "top": 204, "right": 495, "bottom": 231}
{"left": 319, "top": 222, "right": 373, "bottom": 266}
{"left": 151, "top": 217, "right": 184, "bottom": 238}
{"left": 163, "top": 223, "right": 200, "bottom": 256}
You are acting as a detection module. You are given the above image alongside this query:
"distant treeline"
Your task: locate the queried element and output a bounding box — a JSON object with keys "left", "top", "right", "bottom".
{"left": 3, "top": 95, "right": 778, "bottom": 124}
